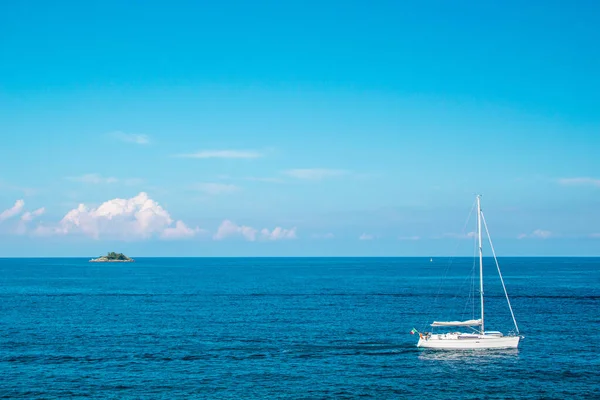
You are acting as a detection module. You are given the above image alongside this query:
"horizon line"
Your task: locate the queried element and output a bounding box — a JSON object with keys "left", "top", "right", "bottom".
{"left": 0, "top": 255, "right": 598, "bottom": 259}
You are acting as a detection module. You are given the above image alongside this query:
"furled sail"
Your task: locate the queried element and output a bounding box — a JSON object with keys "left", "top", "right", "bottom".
{"left": 431, "top": 319, "right": 482, "bottom": 327}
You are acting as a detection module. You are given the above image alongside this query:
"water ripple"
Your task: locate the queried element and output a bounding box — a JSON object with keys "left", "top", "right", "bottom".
{"left": 0, "top": 257, "right": 598, "bottom": 398}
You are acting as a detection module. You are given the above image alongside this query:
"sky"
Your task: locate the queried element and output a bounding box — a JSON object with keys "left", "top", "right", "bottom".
{"left": 1, "top": 0, "right": 599, "bottom": 256}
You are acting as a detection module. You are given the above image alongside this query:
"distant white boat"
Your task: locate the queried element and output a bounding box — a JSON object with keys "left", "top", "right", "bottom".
{"left": 414, "top": 195, "right": 522, "bottom": 349}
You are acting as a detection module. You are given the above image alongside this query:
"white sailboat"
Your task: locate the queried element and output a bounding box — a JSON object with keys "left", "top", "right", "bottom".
{"left": 416, "top": 195, "right": 522, "bottom": 349}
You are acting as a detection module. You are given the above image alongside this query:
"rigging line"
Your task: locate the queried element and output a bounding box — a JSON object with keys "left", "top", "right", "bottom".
{"left": 459, "top": 238, "right": 478, "bottom": 320}
{"left": 433, "top": 198, "right": 477, "bottom": 299}
{"left": 481, "top": 211, "right": 520, "bottom": 334}
{"left": 454, "top": 263, "right": 476, "bottom": 301}
{"left": 453, "top": 228, "right": 478, "bottom": 303}
{"left": 453, "top": 242, "right": 478, "bottom": 304}
{"left": 456, "top": 268, "right": 475, "bottom": 320}
{"left": 460, "top": 234, "right": 477, "bottom": 320}
{"left": 424, "top": 198, "right": 477, "bottom": 331}
{"left": 460, "top": 274, "right": 474, "bottom": 319}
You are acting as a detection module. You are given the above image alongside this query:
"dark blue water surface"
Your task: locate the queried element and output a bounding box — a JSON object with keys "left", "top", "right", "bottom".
{"left": 0, "top": 257, "right": 598, "bottom": 399}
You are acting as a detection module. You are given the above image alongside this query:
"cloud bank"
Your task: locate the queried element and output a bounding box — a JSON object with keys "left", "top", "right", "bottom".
{"left": 359, "top": 233, "right": 375, "bottom": 240}
{"left": 517, "top": 229, "right": 553, "bottom": 239}
{"left": 161, "top": 220, "right": 204, "bottom": 240}
{"left": 0, "top": 200, "right": 46, "bottom": 235}
{"left": 21, "top": 207, "right": 45, "bottom": 222}
{"left": 557, "top": 177, "right": 600, "bottom": 187}
{"left": 3, "top": 193, "right": 295, "bottom": 242}
{"left": 0, "top": 200, "right": 25, "bottom": 222}
{"left": 214, "top": 220, "right": 297, "bottom": 241}
{"left": 36, "top": 192, "right": 200, "bottom": 240}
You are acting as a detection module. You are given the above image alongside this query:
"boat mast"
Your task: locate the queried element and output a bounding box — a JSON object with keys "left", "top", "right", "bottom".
{"left": 477, "top": 195, "right": 484, "bottom": 334}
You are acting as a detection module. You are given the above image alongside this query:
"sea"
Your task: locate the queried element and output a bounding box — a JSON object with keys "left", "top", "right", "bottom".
{"left": 0, "top": 257, "right": 598, "bottom": 399}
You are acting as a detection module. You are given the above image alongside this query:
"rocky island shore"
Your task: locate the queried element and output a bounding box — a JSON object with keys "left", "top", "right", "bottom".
{"left": 89, "top": 252, "right": 135, "bottom": 262}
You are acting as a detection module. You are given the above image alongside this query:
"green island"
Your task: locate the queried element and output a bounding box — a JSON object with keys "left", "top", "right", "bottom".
{"left": 89, "top": 252, "right": 135, "bottom": 262}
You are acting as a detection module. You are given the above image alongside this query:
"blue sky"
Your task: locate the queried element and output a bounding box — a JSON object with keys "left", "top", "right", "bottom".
{"left": 1, "top": 0, "right": 599, "bottom": 256}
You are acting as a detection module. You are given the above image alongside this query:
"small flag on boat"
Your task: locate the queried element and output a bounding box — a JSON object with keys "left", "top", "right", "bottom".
{"left": 410, "top": 328, "right": 418, "bottom": 335}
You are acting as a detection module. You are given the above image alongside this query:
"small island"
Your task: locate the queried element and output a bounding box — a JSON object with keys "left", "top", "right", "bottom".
{"left": 89, "top": 252, "right": 135, "bottom": 263}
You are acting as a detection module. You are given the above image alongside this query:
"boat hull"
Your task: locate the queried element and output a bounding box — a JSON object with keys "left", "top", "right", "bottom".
{"left": 417, "top": 333, "right": 520, "bottom": 349}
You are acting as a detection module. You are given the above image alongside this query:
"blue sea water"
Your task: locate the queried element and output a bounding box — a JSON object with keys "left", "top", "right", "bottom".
{"left": 0, "top": 257, "right": 598, "bottom": 399}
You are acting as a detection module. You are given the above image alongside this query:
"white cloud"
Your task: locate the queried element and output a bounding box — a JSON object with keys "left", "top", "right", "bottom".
{"left": 175, "top": 150, "right": 262, "bottom": 159}
{"left": 213, "top": 220, "right": 297, "bottom": 241}
{"left": 261, "top": 226, "right": 297, "bottom": 241}
{"left": 214, "top": 220, "right": 258, "bottom": 241}
{"left": 66, "top": 174, "right": 142, "bottom": 185}
{"left": 398, "top": 235, "right": 420, "bottom": 241}
{"left": 36, "top": 192, "right": 200, "bottom": 240}
{"left": 283, "top": 168, "right": 348, "bottom": 180}
{"left": 517, "top": 229, "right": 553, "bottom": 239}
{"left": 0, "top": 203, "right": 45, "bottom": 235}
{"left": 531, "top": 229, "right": 552, "bottom": 239}
{"left": 111, "top": 131, "right": 150, "bottom": 145}
{"left": 311, "top": 232, "right": 335, "bottom": 239}
{"left": 16, "top": 207, "right": 45, "bottom": 235}
{"left": 21, "top": 207, "right": 45, "bottom": 222}
{"left": 161, "top": 221, "right": 205, "bottom": 240}
{"left": 67, "top": 174, "right": 118, "bottom": 184}
{"left": 557, "top": 177, "right": 600, "bottom": 187}
{"left": 0, "top": 200, "right": 25, "bottom": 222}
{"left": 191, "top": 182, "right": 239, "bottom": 195}
{"left": 359, "top": 233, "right": 375, "bottom": 240}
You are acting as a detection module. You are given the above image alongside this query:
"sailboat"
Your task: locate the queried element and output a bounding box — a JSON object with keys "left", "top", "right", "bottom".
{"left": 416, "top": 195, "right": 522, "bottom": 349}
